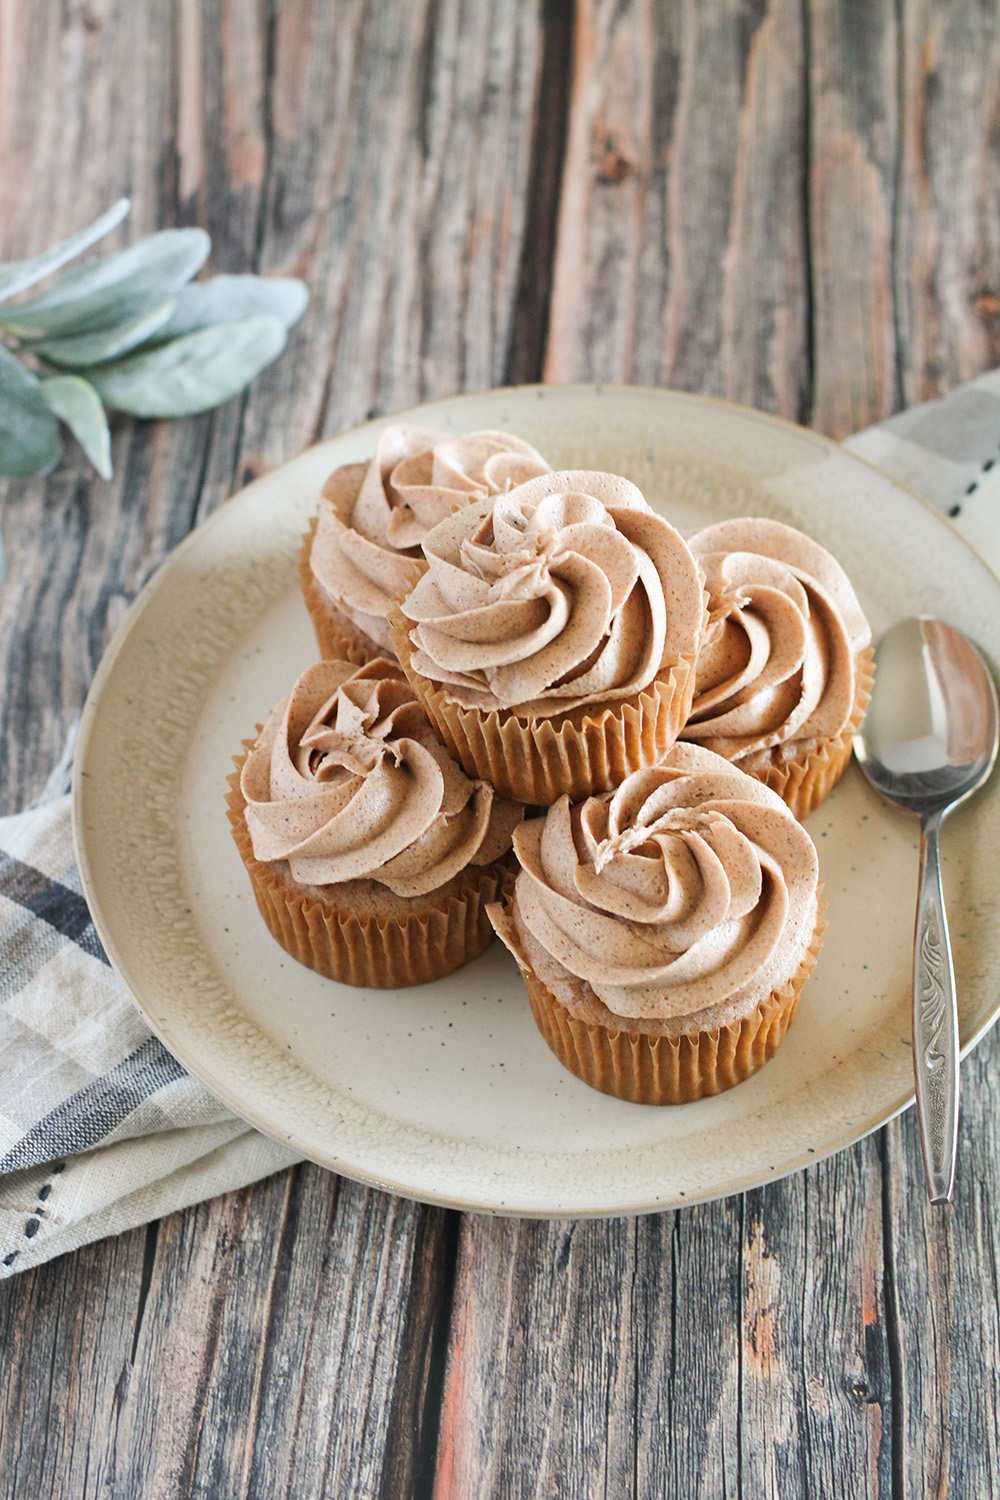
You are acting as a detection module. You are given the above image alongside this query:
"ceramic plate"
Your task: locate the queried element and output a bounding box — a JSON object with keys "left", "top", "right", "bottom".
{"left": 73, "top": 386, "right": 1000, "bottom": 1216}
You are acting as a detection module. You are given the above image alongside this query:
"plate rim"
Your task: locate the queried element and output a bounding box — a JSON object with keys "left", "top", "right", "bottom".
{"left": 72, "top": 382, "right": 1000, "bottom": 1217}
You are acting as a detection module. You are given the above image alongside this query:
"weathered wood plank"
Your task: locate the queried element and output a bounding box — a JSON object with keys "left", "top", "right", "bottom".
{"left": 740, "top": 1150, "right": 894, "bottom": 1499}
{"left": 883, "top": 1030, "right": 1000, "bottom": 1500}
{"left": 894, "top": 0, "right": 1000, "bottom": 404}
{"left": 0, "top": 1225, "right": 150, "bottom": 1497}
{"left": 951, "top": 1037, "right": 1000, "bottom": 1499}
{"left": 230, "top": 0, "right": 546, "bottom": 487}
{"left": 807, "top": 0, "right": 901, "bottom": 436}
{"left": 633, "top": 1200, "right": 742, "bottom": 1498}
{"left": 434, "top": 1217, "right": 639, "bottom": 1498}
{"left": 545, "top": 0, "right": 811, "bottom": 420}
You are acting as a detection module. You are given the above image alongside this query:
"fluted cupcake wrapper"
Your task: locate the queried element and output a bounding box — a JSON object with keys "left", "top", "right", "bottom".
{"left": 227, "top": 748, "right": 515, "bottom": 988}
{"left": 518, "top": 896, "right": 827, "bottom": 1105}
{"left": 299, "top": 518, "right": 389, "bottom": 666}
{"left": 389, "top": 605, "right": 701, "bottom": 805}
{"left": 744, "top": 645, "right": 876, "bottom": 821}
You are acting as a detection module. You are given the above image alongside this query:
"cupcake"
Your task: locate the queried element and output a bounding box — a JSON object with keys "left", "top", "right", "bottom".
{"left": 489, "top": 744, "right": 824, "bottom": 1104}
{"left": 302, "top": 425, "right": 551, "bottom": 664}
{"left": 227, "top": 657, "right": 523, "bottom": 988}
{"left": 390, "top": 470, "right": 707, "bottom": 804}
{"left": 679, "top": 518, "right": 874, "bottom": 819}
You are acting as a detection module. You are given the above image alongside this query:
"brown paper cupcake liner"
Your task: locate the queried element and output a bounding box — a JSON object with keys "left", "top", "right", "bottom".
{"left": 747, "top": 645, "right": 876, "bottom": 821}
{"left": 227, "top": 749, "right": 515, "bottom": 988}
{"left": 520, "top": 896, "right": 827, "bottom": 1105}
{"left": 389, "top": 605, "right": 701, "bottom": 805}
{"left": 299, "top": 517, "right": 387, "bottom": 666}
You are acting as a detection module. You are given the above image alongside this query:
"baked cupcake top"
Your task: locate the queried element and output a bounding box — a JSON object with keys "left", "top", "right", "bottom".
{"left": 241, "top": 658, "right": 522, "bottom": 896}
{"left": 399, "top": 470, "right": 706, "bottom": 716}
{"left": 680, "top": 518, "right": 871, "bottom": 763}
{"left": 310, "top": 425, "right": 550, "bottom": 649}
{"left": 490, "top": 743, "right": 819, "bottom": 1023}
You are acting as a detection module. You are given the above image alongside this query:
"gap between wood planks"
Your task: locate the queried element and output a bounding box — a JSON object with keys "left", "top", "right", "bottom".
{"left": 505, "top": 0, "right": 575, "bottom": 386}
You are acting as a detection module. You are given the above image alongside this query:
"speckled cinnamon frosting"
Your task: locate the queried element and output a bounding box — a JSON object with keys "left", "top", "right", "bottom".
{"left": 399, "top": 470, "right": 706, "bottom": 717}
{"left": 308, "top": 425, "right": 551, "bottom": 652}
{"left": 240, "top": 658, "right": 522, "bottom": 895}
{"left": 490, "top": 744, "right": 820, "bottom": 1034}
{"left": 680, "top": 518, "right": 872, "bottom": 770}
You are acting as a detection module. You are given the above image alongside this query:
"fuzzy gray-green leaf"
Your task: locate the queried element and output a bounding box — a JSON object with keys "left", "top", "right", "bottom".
{"left": 0, "top": 346, "right": 63, "bottom": 477}
{"left": 0, "top": 228, "right": 210, "bottom": 339}
{"left": 152, "top": 275, "right": 308, "bottom": 340}
{"left": 30, "top": 300, "right": 177, "bottom": 369}
{"left": 88, "top": 315, "right": 287, "bottom": 417}
{"left": 0, "top": 199, "right": 130, "bottom": 305}
{"left": 40, "top": 376, "right": 113, "bottom": 480}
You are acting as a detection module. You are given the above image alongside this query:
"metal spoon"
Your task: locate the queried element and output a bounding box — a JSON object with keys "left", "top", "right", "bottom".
{"left": 854, "top": 617, "right": 999, "bottom": 1203}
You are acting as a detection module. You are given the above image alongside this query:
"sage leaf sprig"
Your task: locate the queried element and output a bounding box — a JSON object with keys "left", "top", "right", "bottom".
{"left": 0, "top": 199, "right": 308, "bottom": 484}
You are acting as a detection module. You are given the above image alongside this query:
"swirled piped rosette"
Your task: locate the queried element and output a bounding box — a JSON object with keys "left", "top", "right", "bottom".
{"left": 489, "top": 744, "right": 825, "bottom": 1103}
{"left": 391, "top": 470, "right": 707, "bottom": 803}
{"left": 302, "top": 426, "right": 551, "bottom": 664}
{"left": 680, "top": 518, "right": 874, "bottom": 818}
{"left": 227, "top": 657, "right": 523, "bottom": 988}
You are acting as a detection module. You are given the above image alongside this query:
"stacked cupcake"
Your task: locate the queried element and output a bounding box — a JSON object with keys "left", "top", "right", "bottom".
{"left": 229, "top": 423, "right": 872, "bottom": 1105}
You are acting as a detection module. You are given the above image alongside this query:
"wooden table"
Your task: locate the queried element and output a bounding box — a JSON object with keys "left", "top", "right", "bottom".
{"left": 2, "top": 2, "right": 999, "bottom": 1495}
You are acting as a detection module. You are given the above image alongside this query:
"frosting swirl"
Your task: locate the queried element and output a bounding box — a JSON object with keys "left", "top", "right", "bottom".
{"left": 680, "top": 518, "right": 871, "bottom": 764}
{"left": 311, "top": 426, "right": 550, "bottom": 649}
{"left": 400, "top": 471, "right": 706, "bottom": 715}
{"left": 241, "top": 658, "right": 522, "bottom": 896}
{"left": 491, "top": 744, "right": 819, "bottom": 1023}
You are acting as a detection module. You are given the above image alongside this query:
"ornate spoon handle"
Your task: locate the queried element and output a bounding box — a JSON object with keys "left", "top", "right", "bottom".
{"left": 912, "top": 810, "right": 960, "bottom": 1203}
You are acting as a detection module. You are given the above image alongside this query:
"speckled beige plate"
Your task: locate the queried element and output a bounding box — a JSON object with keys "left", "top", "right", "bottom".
{"left": 73, "top": 386, "right": 1000, "bottom": 1217}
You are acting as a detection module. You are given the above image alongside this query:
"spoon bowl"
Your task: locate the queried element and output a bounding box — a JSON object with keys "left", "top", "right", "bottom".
{"left": 854, "top": 617, "right": 999, "bottom": 1202}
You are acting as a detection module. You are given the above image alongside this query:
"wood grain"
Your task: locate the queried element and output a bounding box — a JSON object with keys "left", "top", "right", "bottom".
{"left": 433, "top": 1159, "right": 894, "bottom": 1497}
{"left": 545, "top": 0, "right": 811, "bottom": 418}
{"left": 112, "top": 1173, "right": 436, "bottom": 1499}
{"left": 0, "top": 3, "right": 545, "bottom": 1497}
{"left": 2, "top": 1, "right": 1000, "bottom": 1497}
{"left": 807, "top": 0, "right": 901, "bottom": 436}
{"left": 894, "top": 0, "right": 1000, "bottom": 404}
{"left": 0, "top": 1224, "right": 150, "bottom": 1496}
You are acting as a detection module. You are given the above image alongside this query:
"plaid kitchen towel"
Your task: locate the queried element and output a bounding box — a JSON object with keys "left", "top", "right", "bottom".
{"left": 2, "top": 374, "right": 1000, "bottom": 1278}
{"left": 0, "top": 739, "right": 299, "bottom": 1277}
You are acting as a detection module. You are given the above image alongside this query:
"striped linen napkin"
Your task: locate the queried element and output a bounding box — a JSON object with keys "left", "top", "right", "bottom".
{"left": 0, "top": 743, "right": 300, "bottom": 1277}
{"left": 2, "top": 373, "right": 1000, "bottom": 1277}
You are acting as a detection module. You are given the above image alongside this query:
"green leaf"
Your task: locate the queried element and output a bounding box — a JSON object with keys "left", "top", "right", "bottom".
{"left": 29, "top": 300, "right": 177, "bottom": 368}
{"left": 88, "top": 315, "right": 287, "bottom": 417}
{"left": 152, "top": 275, "right": 308, "bottom": 340}
{"left": 40, "top": 376, "right": 113, "bottom": 480}
{"left": 0, "top": 199, "right": 130, "bottom": 305}
{"left": 0, "top": 346, "right": 63, "bottom": 477}
{"left": 0, "top": 228, "right": 210, "bottom": 339}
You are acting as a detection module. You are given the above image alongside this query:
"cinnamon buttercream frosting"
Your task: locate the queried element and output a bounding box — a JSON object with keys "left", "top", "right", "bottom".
{"left": 241, "top": 658, "right": 522, "bottom": 897}
{"left": 310, "top": 426, "right": 551, "bottom": 650}
{"left": 399, "top": 471, "right": 706, "bottom": 716}
{"left": 681, "top": 518, "right": 871, "bottom": 764}
{"left": 491, "top": 744, "right": 819, "bottom": 1024}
